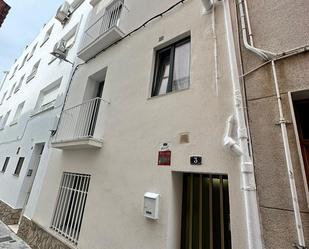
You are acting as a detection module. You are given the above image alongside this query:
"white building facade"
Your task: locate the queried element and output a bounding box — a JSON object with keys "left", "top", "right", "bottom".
{"left": 0, "top": 0, "right": 91, "bottom": 227}
{"left": 16, "top": 0, "right": 264, "bottom": 249}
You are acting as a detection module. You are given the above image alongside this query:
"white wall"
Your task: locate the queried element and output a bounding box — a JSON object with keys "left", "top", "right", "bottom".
{"left": 32, "top": 0, "right": 248, "bottom": 249}
{"left": 0, "top": 0, "right": 92, "bottom": 219}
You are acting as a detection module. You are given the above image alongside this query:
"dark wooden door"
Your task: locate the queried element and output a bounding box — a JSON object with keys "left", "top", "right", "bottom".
{"left": 294, "top": 100, "right": 309, "bottom": 186}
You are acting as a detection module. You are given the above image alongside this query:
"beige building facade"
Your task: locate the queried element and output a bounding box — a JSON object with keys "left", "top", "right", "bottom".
{"left": 230, "top": 0, "right": 309, "bottom": 248}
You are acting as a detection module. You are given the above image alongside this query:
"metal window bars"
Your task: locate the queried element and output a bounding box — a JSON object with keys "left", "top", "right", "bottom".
{"left": 51, "top": 172, "right": 91, "bottom": 245}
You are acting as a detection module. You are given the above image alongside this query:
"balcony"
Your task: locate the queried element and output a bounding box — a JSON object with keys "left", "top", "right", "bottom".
{"left": 77, "top": 0, "right": 125, "bottom": 61}
{"left": 52, "top": 98, "right": 103, "bottom": 149}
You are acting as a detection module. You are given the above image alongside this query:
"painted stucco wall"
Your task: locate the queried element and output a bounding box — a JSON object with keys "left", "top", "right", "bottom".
{"left": 0, "top": 0, "right": 92, "bottom": 220}
{"left": 230, "top": 0, "right": 309, "bottom": 248}
{"left": 32, "top": 0, "right": 249, "bottom": 249}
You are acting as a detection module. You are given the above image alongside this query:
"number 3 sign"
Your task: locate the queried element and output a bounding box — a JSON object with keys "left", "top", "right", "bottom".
{"left": 190, "top": 155, "right": 202, "bottom": 166}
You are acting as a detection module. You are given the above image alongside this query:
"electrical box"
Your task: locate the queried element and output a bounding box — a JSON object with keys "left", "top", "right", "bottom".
{"left": 144, "top": 192, "right": 160, "bottom": 220}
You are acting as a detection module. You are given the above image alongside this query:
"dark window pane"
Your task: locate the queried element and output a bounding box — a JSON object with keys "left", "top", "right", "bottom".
{"left": 14, "top": 157, "right": 25, "bottom": 176}
{"left": 1, "top": 157, "right": 10, "bottom": 172}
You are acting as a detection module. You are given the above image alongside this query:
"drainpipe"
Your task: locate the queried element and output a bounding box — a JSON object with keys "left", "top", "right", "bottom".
{"left": 201, "top": 0, "right": 213, "bottom": 14}
{"left": 271, "top": 61, "right": 306, "bottom": 248}
{"left": 237, "top": 0, "right": 306, "bottom": 248}
{"left": 223, "top": 1, "right": 264, "bottom": 248}
{"left": 224, "top": 115, "right": 243, "bottom": 156}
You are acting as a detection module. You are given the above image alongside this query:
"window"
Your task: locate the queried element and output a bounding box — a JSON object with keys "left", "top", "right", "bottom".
{"left": 7, "top": 83, "right": 16, "bottom": 99}
{"left": 0, "top": 91, "right": 7, "bottom": 105}
{"left": 13, "top": 157, "right": 25, "bottom": 176}
{"left": 15, "top": 75, "right": 25, "bottom": 93}
{"left": 1, "top": 157, "right": 10, "bottom": 173}
{"left": 0, "top": 111, "right": 10, "bottom": 130}
{"left": 11, "top": 101, "right": 25, "bottom": 125}
{"left": 51, "top": 172, "right": 91, "bottom": 245}
{"left": 41, "top": 25, "right": 54, "bottom": 46}
{"left": 181, "top": 174, "right": 231, "bottom": 249}
{"left": 35, "top": 79, "right": 61, "bottom": 113}
{"left": 27, "top": 60, "right": 40, "bottom": 82}
{"left": 28, "top": 43, "right": 37, "bottom": 60}
{"left": 9, "top": 65, "right": 18, "bottom": 79}
{"left": 152, "top": 37, "right": 191, "bottom": 97}
{"left": 19, "top": 54, "right": 28, "bottom": 69}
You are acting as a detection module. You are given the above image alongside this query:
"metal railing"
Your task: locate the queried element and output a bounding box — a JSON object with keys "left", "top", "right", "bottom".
{"left": 54, "top": 98, "right": 102, "bottom": 142}
{"left": 84, "top": 0, "right": 123, "bottom": 40}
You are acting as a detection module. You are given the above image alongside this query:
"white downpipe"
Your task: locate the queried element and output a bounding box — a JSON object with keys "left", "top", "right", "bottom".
{"left": 239, "top": 0, "right": 306, "bottom": 247}
{"left": 238, "top": 0, "right": 275, "bottom": 61}
{"left": 223, "top": 1, "right": 264, "bottom": 248}
{"left": 201, "top": 0, "right": 213, "bottom": 14}
{"left": 271, "top": 61, "right": 306, "bottom": 247}
{"left": 224, "top": 115, "right": 243, "bottom": 156}
{"left": 212, "top": 0, "right": 219, "bottom": 96}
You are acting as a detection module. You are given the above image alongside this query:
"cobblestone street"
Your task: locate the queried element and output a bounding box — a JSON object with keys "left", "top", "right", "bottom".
{"left": 0, "top": 222, "right": 30, "bottom": 249}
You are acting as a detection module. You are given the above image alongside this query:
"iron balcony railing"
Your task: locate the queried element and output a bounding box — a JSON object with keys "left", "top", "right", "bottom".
{"left": 83, "top": 0, "right": 123, "bottom": 41}
{"left": 54, "top": 98, "right": 102, "bottom": 142}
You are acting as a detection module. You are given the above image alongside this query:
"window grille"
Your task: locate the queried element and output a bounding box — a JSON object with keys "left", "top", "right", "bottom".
{"left": 51, "top": 172, "right": 91, "bottom": 245}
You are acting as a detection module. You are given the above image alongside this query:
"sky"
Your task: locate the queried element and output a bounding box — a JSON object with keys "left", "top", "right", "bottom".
{"left": 0, "top": 0, "right": 64, "bottom": 80}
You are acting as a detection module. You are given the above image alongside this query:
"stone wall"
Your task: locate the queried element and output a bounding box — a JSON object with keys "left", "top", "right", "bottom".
{"left": 0, "top": 200, "right": 21, "bottom": 225}
{"left": 18, "top": 216, "right": 72, "bottom": 249}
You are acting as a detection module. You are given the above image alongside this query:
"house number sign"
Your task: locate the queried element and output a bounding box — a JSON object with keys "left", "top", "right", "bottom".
{"left": 190, "top": 155, "right": 202, "bottom": 166}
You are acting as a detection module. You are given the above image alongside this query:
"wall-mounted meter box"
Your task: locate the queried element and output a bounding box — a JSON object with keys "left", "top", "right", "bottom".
{"left": 144, "top": 192, "right": 160, "bottom": 219}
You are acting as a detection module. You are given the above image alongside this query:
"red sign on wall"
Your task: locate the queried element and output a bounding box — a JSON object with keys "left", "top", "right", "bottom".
{"left": 158, "top": 150, "right": 171, "bottom": 166}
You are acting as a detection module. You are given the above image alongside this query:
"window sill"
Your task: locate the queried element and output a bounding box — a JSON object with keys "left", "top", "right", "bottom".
{"left": 12, "top": 173, "right": 20, "bottom": 177}
{"left": 30, "top": 106, "right": 54, "bottom": 117}
{"left": 147, "top": 87, "right": 190, "bottom": 100}
{"left": 0, "top": 171, "right": 5, "bottom": 174}
{"left": 27, "top": 55, "right": 33, "bottom": 61}
{"left": 9, "top": 121, "right": 18, "bottom": 127}
{"left": 14, "top": 88, "right": 20, "bottom": 94}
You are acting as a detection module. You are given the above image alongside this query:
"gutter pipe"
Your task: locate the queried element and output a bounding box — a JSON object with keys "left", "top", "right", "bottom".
{"left": 223, "top": 1, "right": 264, "bottom": 248}
{"left": 238, "top": 0, "right": 306, "bottom": 247}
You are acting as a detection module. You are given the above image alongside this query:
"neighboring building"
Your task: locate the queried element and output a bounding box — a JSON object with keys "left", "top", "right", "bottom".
{"left": 0, "top": 0, "right": 10, "bottom": 27}
{"left": 230, "top": 0, "right": 309, "bottom": 248}
{"left": 0, "top": 0, "right": 90, "bottom": 230}
{"left": 16, "top": 0, "right": 263, "bottom": 249}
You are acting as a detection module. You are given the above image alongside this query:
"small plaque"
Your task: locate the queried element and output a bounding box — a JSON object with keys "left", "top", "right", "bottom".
{"left": 158, "top": 151, "right": 171, "bottom": 166}
{"left": 190, "top": 155, "right": 202, "bottom": 166}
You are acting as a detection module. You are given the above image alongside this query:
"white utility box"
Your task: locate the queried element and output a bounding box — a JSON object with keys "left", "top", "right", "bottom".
{"left": 144, "top": 192, "right": 160, "bottom": 220}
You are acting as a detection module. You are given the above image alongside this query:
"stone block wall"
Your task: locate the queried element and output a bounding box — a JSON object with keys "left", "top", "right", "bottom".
{"left": 0, "top": 200, "right": 22, "bottom": 225}
{"left": 18, "top": 216, "right": 72, "bottom": 249}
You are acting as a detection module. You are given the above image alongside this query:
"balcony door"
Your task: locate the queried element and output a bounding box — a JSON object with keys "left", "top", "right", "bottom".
{"left": 88, "top": 81, "right": 104, "bottom": 137}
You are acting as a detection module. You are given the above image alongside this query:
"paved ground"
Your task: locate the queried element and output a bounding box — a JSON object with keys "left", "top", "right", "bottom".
{"left": 0, "top": 221, "right": 30, "bottom": 249}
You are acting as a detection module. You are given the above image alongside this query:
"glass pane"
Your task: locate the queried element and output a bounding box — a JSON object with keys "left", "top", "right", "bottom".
{"left": 154, "top": 51, "right": 171, "bottom": 96}
{"left": 173, "top": 41, "right": 190, "bottom": 91}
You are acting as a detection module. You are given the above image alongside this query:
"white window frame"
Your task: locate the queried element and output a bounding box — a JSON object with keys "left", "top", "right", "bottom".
{"left": 10, "top": 101, "right": 25, "bottom": 125}
{"left": 15, "top": 75, "right": 25, "bottom": 93}
{"left": 27, "top": 60, "right": 40, "bottom": 83}
{"left": 28, "top": 43, "right": 38, "bottom": 61}
{"left": 0, "top": 111, "right": 11, "bottom": 130}
{"left": 41, "top": 25, "right": 54, "bottom": 46}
